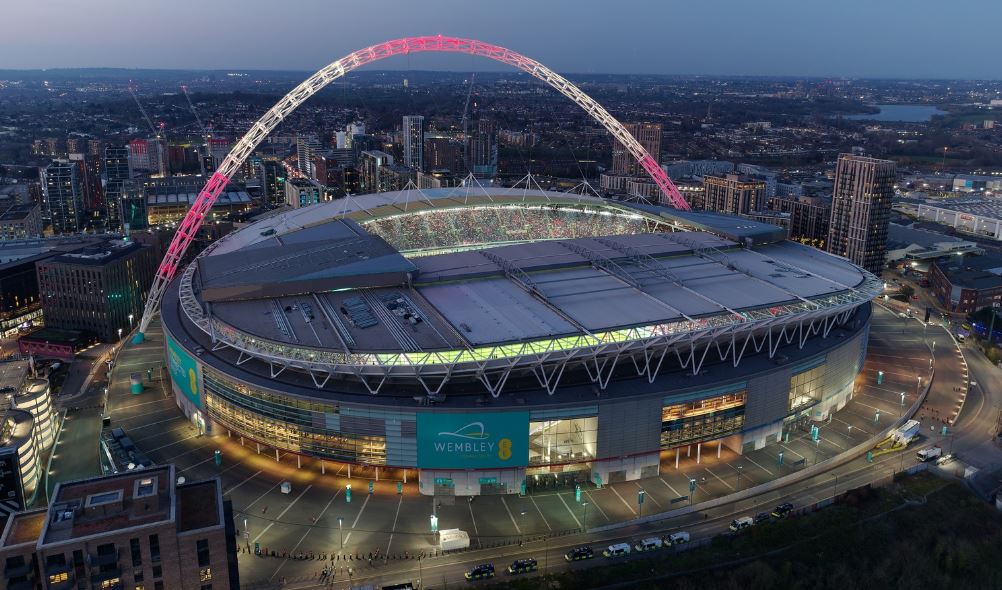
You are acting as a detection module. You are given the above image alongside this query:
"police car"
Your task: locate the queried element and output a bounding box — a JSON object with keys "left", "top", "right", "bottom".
{"left": 564, "top": 546, "right": 594, "bottom": 561}
{"left": 507, "top": 558, "right": 538, "bottom": 574}
{"left": 465, "top": 563, "right": 495, "bottom": 580}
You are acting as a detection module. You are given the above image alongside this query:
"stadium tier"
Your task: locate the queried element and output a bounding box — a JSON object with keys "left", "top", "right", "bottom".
{"left": 162, "top": 187, "right": 879, "bottom": 494}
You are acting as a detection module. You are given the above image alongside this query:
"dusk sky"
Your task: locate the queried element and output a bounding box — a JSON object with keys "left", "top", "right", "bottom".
{"left": 4, "top": 0, "right": 1000, "bottom": 78}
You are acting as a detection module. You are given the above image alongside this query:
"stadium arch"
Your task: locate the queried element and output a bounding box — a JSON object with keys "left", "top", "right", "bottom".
{"left": 136, "top": 35, "right": 692, "bottom": 338}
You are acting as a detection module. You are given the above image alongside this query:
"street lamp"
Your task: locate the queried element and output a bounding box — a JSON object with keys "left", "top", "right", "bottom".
{"left": 814, "top": 438, "right": 821, "bottom": 465}
{"left": 128, "top": 313, "right": 134, "bottom": 327}
{"left": 900, "top": 391, "right": 905, "bottom": 406}
{"left": 581, "top": 501, "right": 589, "bottom": 532}
{"left": 117, "top": 328, "right": 123, "bottom": 341}
{"left": 338, "top": 516, "right": 343, "bottom": 548}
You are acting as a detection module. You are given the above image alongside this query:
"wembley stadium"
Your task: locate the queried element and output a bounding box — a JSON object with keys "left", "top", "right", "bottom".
{"left": 160, "top": 186, "right": 881, "bottom": 495}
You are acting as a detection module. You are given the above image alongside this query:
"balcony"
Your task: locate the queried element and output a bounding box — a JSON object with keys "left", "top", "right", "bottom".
{"left": 44, "top": 561, "right": 71, "bottom": 576}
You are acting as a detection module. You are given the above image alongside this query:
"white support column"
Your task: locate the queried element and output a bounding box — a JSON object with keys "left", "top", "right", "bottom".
{"left": 696, "top": 443, "right": 702, "bottom": 464}
{"left": 297, "top": 455, "right": 301, "bottom": 469}
{"left": 348, "top": 465, "right": 351, "bottom": 479}
{"left": 717, "top": 442, "right": 722, "bottom": 459}
{"left": 321, "top": 460, "right": 325, "bottom": 475}
{"left": 256, "top": 442, "right": 260, "bottom": 454}
{"left": 675, "top": 450, "right": 680, "bottom": 469}
{"left": 275, "top": 449, "right": 280, "bottom": 462}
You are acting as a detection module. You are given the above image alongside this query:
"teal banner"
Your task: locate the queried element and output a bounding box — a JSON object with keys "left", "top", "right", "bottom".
{"left": 417, "top": 411, "right": 528, "bottom": 469}
{"left": 166, "top": 334, "right": 201, "bottom": 408}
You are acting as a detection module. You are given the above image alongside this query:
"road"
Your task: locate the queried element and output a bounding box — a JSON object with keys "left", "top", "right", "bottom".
{"left": 71, "top": 304, "right": 982, "bottom": 589}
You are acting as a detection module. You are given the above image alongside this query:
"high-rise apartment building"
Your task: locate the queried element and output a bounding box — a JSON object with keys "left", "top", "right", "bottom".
{"left": 0, "top": 464, "right": 239, "bottom": 590}
{"left": 104, "top": 146, "right": 131, "bottom": 231}
{"left": 826, "top": 154, "right": 896, "bottom": 274}
{"left": 703, "top": 174, "right": 766, "bottom": 215}
{"left": 40, "top": 161, "right": 83, "bottom": 234}
{"left": 425, "top": 134, "right": 463, "bottom": 173}
{"left": 296, "top": 134, "right": 320, "bottom": 179}
{"left": 768, "top": 194, "right": 832, "bottom": 247}
{"left": 612, "top": 122, "right": 662, "bottom": 175}
{"left": 402, "top": 115, "right": 425, "bottom": 170}
{"left": 469, "top": 119, "right": 498, "bottom": 177}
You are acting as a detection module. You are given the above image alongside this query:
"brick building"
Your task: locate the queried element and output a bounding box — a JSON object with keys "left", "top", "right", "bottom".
{"left": 0, "top": 465, "right": 238, "bottom": 590}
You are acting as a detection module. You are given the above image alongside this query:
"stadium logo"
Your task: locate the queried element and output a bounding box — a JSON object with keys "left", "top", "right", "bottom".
{"left": 438, "top": 422, "right": 489, "bottom": 440}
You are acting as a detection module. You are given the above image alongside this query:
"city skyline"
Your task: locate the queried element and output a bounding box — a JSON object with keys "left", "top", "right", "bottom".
{"left": 3, "top": 0, "right": 1002, "bottom": 79}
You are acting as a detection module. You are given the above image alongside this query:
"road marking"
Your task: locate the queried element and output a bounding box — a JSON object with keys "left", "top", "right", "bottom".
{"left": 239, "top": 480, "right": 281, "bottom": 515}
{"left": 778, "top": 444, "right": 805, "bottom": 459}
{"left": 833, "top": 416, "right": 871, "bottom": 436}
{"left": 635, "top": 482, "right": 661, "bottom": 508}
{"left": 252, "top": 484, "right": 312, "bottom": 545}
{"left": 142, "top": 433, "right": 200, "bottom": 453}
{"left": 704, "top": 467, "right": 734, "bottom": 491}
{"left": 109, "top": 397, "right": 174, "bottom": 412}
{"left": 468, "top": 498, "right": 480, "bottom": 535}
{"left": 582, "top": 490, "right": 609, "bottom": 522}
{"left": 118, "top": 414, "right": 185, "bottom": 431}
{"left": 556, "top": 492, "right": 582, "bottom": 529}
{"left": 742, "top": 454, "right": 774, "bottom": 476}
{"left": 269, "top": 487, "right": 341, "bottom": 581}
{"left": 609, "top": 484, "right": 637, "bottom": 515}
{"left": 384, "top": 495, "right": 403, "bottom": 557}
{"left": 658, "top": 477, "right": 681, "bottom": 497}
{"left": 530, "top": 494, "right": 552, "bottom": 531}
{"left": 500, "top": 496, "right": 521, "bottom": 534}
{"left": 223, "top": 469, "right": 263, "bottom": 496}
{"left": 342, "top": 493, "right": 371, "bottom": 546}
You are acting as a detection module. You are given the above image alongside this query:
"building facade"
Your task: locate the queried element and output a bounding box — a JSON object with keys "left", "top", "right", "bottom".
{"left": 35, "top": 240, "right": 156, "bottom": 342}
{"left": 703, "top": 174, "right": 766, "bottom": 215}
{"left": 402, "top": 115, "right": 425, "bottom": 171}
{"left": 103, "top": 146, "right": 131, "bottom": 231}
{"left": 0, "top": 204, "right": 43, "bottom": 241}
{"left": 612, "top": 122, "right": 661, "bottom": 175}
{"left": 40, "top": 161, "right": 83, "bottom": 235}
{"left": 0, "top": 465, "right": 239, "bottom": 590}
{"left": 826, "top": 154, "right": 896, "bottom": 274}
{"left": 284, "top": 178, "right": 324, "bottom": 209}
{"left": 768, "top": 195, "right": 832, "bottom": 247}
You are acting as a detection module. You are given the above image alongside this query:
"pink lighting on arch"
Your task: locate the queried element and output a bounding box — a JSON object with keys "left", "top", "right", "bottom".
{"left": 140, "top": 36, "right": 690, "bottom": 333}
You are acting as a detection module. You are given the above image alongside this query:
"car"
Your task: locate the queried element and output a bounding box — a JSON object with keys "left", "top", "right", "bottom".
{"left": 729, "top": 516, "right": 754, "bottom": 532}
{"left": 936, "top": 453, "right": 957, "bottom": 466}
{"left": 465, "top": 564, "right": 495, "bottom": 580}
{"left": 507, "top": 558, "right": 537, "bottom": 574}
{"left": 634, "top": 537, "right": 663, "bottom": 552}
{"left": 603, "top": 543, "right": 631, "bottom": 558}
{"left": 753, "top": 511, "right": 771, "bottom": 524}
{"left": 771, "top": 502, "right": 794, "bottom": 518}
{"left": 564, "top": 546, "right": 594, "bottom": 561}
{"left": 664, "top": 531, "right": 690, "bottom": 546}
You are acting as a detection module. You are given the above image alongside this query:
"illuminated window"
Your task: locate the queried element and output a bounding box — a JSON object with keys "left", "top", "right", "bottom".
{"left": 199, "top": 567, "right": 212, "bottom": 582}
{"left": 49, "top": 572, "right": 69, "bottom": 584}
{"left": 101, "top": 578, "right": 121, "bottom": 589}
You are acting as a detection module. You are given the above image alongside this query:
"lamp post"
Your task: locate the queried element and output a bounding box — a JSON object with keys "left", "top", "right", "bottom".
{"left": 129, "top": 313, "right": 134, "bottom": 327}
{"left": 581, "top": 501, "right": 589, "bottom": 532}
{"left": 338, "top": 516, "right": 343, "bottom": 549}
{"left": 736, "top": 464, "right": 743, "bottom": 489}
{"left": 117, "top": 328, "right": 123, "bottom": 341}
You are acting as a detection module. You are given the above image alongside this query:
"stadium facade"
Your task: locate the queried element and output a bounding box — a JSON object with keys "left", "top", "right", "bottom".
{"left": 160, "top": 187, "right": 879, "bottom": 496}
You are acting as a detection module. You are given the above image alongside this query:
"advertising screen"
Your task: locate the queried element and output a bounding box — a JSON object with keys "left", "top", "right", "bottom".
{"left": 166, "top": 334, "right": 201, "bottom": 408}
{"left": 417, "top": 411, "right": 528, "bottom": 469}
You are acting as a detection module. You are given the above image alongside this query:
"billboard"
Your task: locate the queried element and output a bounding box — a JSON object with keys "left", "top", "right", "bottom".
{"left": 417, "top": 411, "right": 528, "bottom": 469}
{"left": 166, "top": 334, "right": 201, "bottom": 408}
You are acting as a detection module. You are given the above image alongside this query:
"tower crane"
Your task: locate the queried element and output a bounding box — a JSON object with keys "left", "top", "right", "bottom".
{"left": 181, "top": 85, "right": 213, "bottom": 176}
{"left": 128, "top": 81, "right": 168, "bottom": 177}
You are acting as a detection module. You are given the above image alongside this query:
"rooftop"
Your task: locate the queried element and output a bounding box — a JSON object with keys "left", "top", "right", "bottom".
{"left": 1, "top": 509, "right": 46, "bottom": 548}
{"left": 176, "top": 480, "right": 221, "bottom": 533}
{"left": 189, "top": 188, "right": 867, "bottom": 355}
{"left": 936, "top": 253, "right": 1002, "bottom": 290}
{"left": 42, "top": 465, "right": 174, "bottom": 545}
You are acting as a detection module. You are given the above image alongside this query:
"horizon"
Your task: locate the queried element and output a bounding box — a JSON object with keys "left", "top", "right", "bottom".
{"left": 3, "top": 0, "right": 1001, "bottom": 78}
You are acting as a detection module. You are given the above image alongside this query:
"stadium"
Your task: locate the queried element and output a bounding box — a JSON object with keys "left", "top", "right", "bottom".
{"left": 159, "top": 186, "right": 881, "bottom": 496}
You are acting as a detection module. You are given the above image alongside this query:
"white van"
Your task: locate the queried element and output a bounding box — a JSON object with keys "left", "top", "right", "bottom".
{"left": 603, "top": 543, "right": 631, "bottom": 558}
{"left": 729, "top": 516, "right": 754, "bottom": 532}
{"left": 665, "top": 531, "right": 690, "bottom": 545}
{"left": 634, "top": 537, "right": 662, "bottom": 552}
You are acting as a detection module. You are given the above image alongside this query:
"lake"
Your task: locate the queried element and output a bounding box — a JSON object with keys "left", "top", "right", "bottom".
{"left": 845, "top": 104, "right": 947, "bottom": 122}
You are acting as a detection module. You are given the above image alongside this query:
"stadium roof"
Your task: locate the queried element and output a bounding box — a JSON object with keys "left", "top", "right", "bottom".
{"left": 194, "top": 188, "right": 868, "bottom": 353}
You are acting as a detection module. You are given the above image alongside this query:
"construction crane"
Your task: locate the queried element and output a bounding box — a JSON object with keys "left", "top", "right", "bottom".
{"left": 181, "top": 85, "right": 212, "bottom": 176}
{"left": 128, "top": 81, "right": 167, "bottom": 177}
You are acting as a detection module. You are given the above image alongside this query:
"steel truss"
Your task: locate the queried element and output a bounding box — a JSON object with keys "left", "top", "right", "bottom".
{"left": 174, "top": 248, "right": 882, "bottom": 398}
{"left": 139, "top": 36, "right": 691, "bottom": 334}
